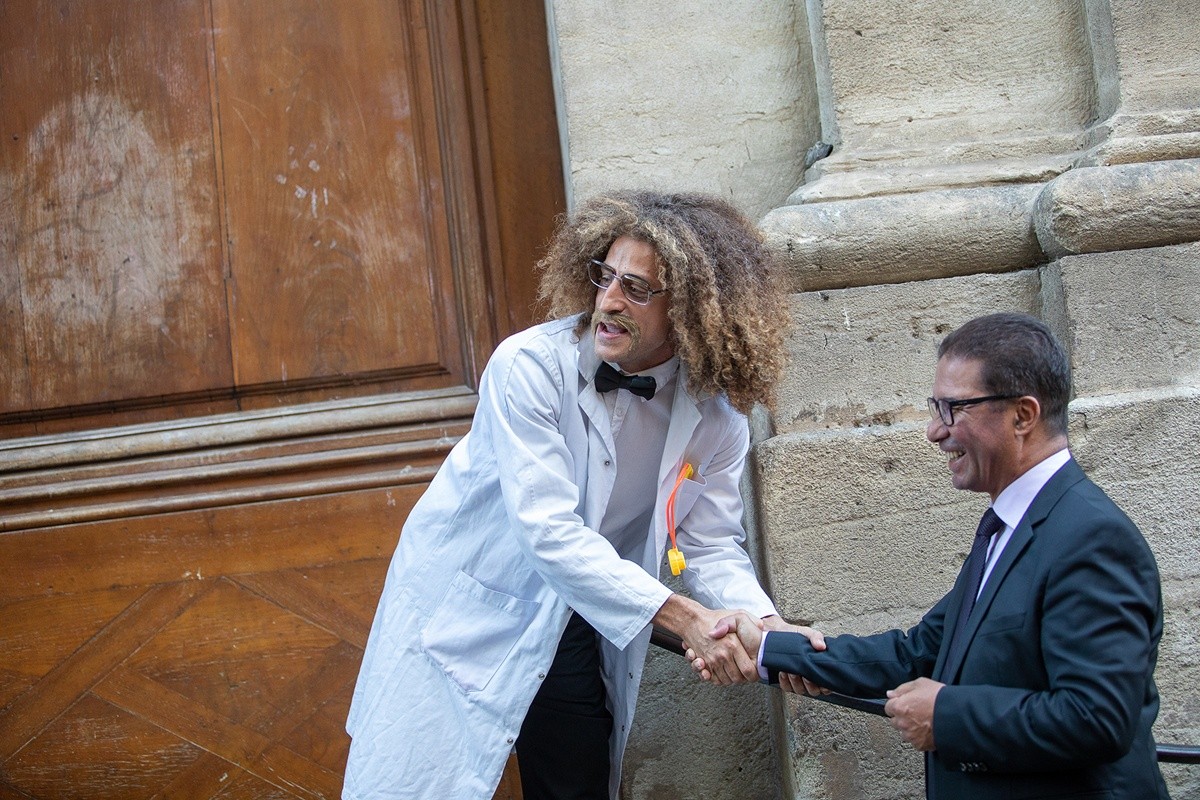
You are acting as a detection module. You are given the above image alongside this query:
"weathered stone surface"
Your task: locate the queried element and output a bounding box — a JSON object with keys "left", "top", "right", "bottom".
{"left": 754, "top": 422, "right": 984, "bottom": 632}
{"left": 790, "top": 148, "right": 1077, "bottom": 204}
{"left": 1045, "top": 241, "right": 1200, "bottom": 396}
{"left": 548, "top": 2, "right": 1200, "bottom": 797}
{"left": 783, "top": 696, "right": 919, "bottom": 800}
{"left": 1098, "top": 0, "right": 1200, "bottom": 114}
{"left": 790, "top": 0, "right": 1094, "bottom": 201}
{"left": 762, "top": 185, "right": 1043, "bottom": 293}
{"left": 777, "top": 270, "right": 1041, "bottom": 433}
{"left": 550, "top": 0, "right": 819, "bottom": 219}
{"left": 624, "top": 571, "right": 780, "bottom": 800}
{"left": 1034, "top": 159, "right": 1200, "bottom": 258}
{"left": 817, "top": 1, "right": 1094, "bottom": 153}
{"left": 624, "top": 643, "right": 780, "bottom": 799}
{"left": 1069, "top": 387, "right": 1200, "bottom": 756}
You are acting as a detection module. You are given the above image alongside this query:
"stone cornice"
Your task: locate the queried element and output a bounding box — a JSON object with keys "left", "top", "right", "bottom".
{"left": 763, "top": 157, "right": 1200, "bottom": 292}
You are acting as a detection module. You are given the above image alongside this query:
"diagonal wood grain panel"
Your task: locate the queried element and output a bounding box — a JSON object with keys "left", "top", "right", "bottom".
{"left": 0, "top": 581, "right": 205, "bottom": 760}
{"left": 2, "top": 694, "right": 205, "bottom": 798}
{"left": 139, "top": 639, "right": 361, "bottom": 799}
{"left": 0, "top": 586, "right": 144, "bottom": 710}
{"left": 234, "top": 564, "right": 385, "bottom": 649}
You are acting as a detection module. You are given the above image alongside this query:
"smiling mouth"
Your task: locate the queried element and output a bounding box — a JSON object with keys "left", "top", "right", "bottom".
{"left": 947, "top": 449, "right": 965, "bottom": 464}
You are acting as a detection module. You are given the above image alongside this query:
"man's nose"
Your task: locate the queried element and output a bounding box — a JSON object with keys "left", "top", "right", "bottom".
{"left": 598, "top": 280, "right": 626, "bottom": 310}
{"left": 926, "top": 415, "right": 946, "bottom": 443}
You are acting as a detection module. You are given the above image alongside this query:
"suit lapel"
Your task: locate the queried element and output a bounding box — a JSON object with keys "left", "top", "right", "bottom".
{"left": 936, "top": 459, "right": 1087, "bottom": 681}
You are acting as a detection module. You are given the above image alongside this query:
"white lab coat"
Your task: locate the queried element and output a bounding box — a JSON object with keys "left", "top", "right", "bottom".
{"left": 343, "top": 316, "right": 777, "bottom": 799}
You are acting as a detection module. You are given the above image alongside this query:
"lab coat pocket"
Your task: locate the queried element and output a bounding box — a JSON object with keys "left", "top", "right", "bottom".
{"left": 670, "top": 472, "right": 707, "bottom": 522}
{"left": 421, "top": 570, "right": 539, "bottom": 694}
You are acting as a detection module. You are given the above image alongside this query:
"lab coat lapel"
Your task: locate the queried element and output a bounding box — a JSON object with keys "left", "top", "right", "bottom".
{"left": 576, "top": 332, "right": 617, "bottom": 530}
{"left": 651, "top": 364, "right": 701, "bottom": 559}
{"left": 659, "top": 363, "right": 701, "bottom": 486}
{"left": 576, "top": 332, "right": 616, "bottom": 461}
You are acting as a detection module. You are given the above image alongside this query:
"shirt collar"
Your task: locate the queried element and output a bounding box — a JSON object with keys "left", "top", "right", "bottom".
{"left": 607, "top": 356, "right": 679, "bottom": 390}
{"left": 991, "top": 448, "right": 1072, "bottom": 530}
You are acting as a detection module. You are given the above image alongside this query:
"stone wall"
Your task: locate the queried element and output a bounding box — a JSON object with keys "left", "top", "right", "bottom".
{"left": 548, "top": 1, "right": 1200, "bottom": 797}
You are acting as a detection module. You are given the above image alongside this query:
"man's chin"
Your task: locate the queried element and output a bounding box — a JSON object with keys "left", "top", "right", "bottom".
{"left": 594, "top": 328, "right": 633, "bottom": 357}
{"left": 594, "top": 343, "right": 628, "bottom": 365}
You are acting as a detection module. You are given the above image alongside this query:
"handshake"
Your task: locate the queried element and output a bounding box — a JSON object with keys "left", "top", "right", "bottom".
{"left": 680, "top": 610, "right": 830, "bottom": 696}
{"left": 679, "top": 606, "right": 947, "bottom": 752}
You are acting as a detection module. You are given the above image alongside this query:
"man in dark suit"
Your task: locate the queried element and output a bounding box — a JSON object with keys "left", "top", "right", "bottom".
{"left": 691, "top": 312, "right": 1169, "bottom": 799}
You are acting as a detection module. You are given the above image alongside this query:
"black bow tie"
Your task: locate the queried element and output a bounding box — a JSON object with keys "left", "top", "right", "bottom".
{"left": 594, "top": 361, "right": 656, "bottom": 399}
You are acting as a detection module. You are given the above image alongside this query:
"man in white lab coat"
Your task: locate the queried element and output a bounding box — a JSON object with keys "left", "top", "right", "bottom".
{"left": 343, "top": 191, "right": 820, "bottom": 799}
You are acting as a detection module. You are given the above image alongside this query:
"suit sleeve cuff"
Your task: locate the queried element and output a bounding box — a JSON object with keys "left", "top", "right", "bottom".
{"left": 757, "top": 630, "right": 771, "bottom": 682}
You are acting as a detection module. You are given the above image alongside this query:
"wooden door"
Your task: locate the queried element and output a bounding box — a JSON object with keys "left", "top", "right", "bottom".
{"left": 0, "top": 0, "right": 562, "bottom": 796}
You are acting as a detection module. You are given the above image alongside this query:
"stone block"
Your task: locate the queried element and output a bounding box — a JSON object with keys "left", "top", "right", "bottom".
{"left": 783, "top": 696, "right": 920, "bottom": 800}
{"left": 1100, "top": 0, "right": 1200, "bottom": 114}
{"left": 777, "top": 269, "right": 1041, "bottom": 434}
{"left": 792, "top": 0, "right": 1094, "bottom": 200}
{"left": 753, "top": 422, "right": 988, "bottom": 630}
{"left": 551, "top": 0, "right": 819, "bottom": 219}
{"left": 625, "top": 645, "right": 779, "bottom": 799}
{"left": 816, "top": 0, "right": 1094, "bottom": 153}
{"left": 1069, "top": 387, "right": 1200, "bottom": 586}
{"left": 1046, "top": 241, "right": 1200, "bottom": 396}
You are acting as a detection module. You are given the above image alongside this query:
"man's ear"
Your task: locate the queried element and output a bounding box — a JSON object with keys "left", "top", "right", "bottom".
{"left": 1013, "top": 395, "right": 1041, "bottom": 434}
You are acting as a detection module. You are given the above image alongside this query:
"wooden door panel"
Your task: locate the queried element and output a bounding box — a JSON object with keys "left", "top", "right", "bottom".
{"left": 1, "top": 0, "right": 561, "bottom": 795}
{"left": 0, "top": 490, "right": 524, "bottom": 799}
{"left": 0, "top": 494, "right": 394, "bottom": 799}
{"left": 0, "top": 393, "right": 530, "bottom": 798}
{"left": 0, "top": 0, "right": 231, "bottom": 415}
{"left": 214, "top": 0, "right": 456, "bottom": 388}
{"left": 0, "top": 587, "right": 145, "bottom": 711}
{"left": 1, "top": 0, "right": 495, "bottom": 431}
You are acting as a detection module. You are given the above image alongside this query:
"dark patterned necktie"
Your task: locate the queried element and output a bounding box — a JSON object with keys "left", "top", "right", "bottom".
{"left": 943, "top": 508, "right": 1005, "bottom": 668}
{"left": 594, "top": 361, "right": 656, "bottom": 399}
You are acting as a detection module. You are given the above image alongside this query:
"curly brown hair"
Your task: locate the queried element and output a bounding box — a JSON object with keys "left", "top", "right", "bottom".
{"left": 537, "top": 190, "right": 789, "bottom": 414}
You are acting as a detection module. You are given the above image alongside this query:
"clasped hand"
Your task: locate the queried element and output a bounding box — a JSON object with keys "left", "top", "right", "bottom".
{"left": 683, "top": 612, "right": 828, "bottom": 694}
{"left": 683, "top": 611, "right": 944, "bottom": 753}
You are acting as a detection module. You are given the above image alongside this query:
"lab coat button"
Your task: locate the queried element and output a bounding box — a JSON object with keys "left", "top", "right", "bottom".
{"left": 604, "top": 460, "right": 611, "bottom": 466}
{"left": 538, "top": 672, "right": 546, "bottom": 680}
{"left": 507, "top": 737, "right": 515, "bottom": 745}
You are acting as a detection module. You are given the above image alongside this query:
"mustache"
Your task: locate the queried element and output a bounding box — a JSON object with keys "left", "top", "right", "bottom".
{"left": 591, "top": 310, "right": 642, "bottom": 345}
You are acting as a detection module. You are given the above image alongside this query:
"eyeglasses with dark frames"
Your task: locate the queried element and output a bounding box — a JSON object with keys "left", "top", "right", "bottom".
{"left": 927, "top": 394, "right": 1021, "bottom": 426}
{"left": 587, "top": 259, "right": 668, "bottom": 305}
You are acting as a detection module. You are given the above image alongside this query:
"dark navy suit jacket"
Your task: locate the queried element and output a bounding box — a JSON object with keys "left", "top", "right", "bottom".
{"left": 763, "top": 459, "right": 1168, "bottom": 799}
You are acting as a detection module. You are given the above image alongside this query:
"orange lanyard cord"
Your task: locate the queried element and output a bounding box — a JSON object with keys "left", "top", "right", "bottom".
{"left": 665, "top": 463, "right": 694, "bottom": 549}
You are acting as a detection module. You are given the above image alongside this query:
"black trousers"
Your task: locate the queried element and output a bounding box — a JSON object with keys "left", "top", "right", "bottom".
{"left": 515, "top": 613, "right": 613, "bottom": 799}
